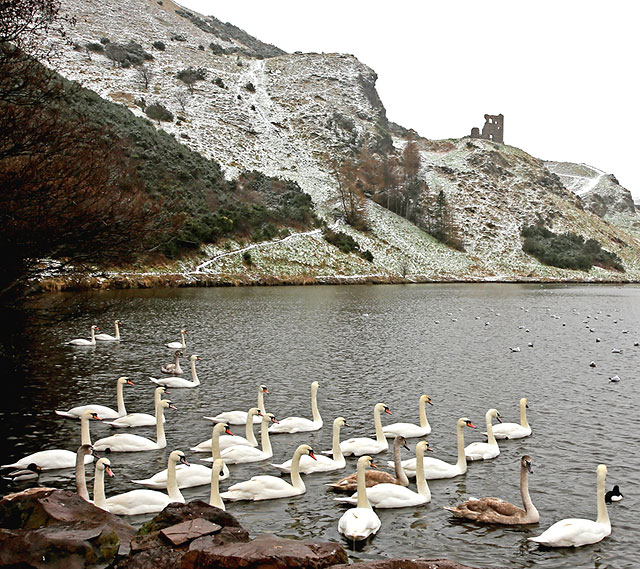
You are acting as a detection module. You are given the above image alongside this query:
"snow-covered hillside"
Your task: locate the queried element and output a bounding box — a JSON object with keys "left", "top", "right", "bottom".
{"left": 46, "top": 0, "right": 640, "bottom": 283}
{"left": 545, "top": 161, "right": 639, "bottom": 235}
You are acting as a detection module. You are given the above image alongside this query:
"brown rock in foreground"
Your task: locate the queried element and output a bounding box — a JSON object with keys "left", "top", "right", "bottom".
{"left": 182, "top": 533, "right": 348, "bottom": 569}
{"left": 329, "top": 559, "right": 485, "bottom": 569}
{"left": 0, "top": 488, "right": 135, "bottom": 569}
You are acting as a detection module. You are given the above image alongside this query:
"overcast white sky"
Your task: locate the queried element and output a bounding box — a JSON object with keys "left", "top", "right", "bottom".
{"left": 180, "top": 1, "right": 639, "bottom": 199}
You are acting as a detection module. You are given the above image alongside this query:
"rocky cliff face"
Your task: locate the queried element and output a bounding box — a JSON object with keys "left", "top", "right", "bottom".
{"left": 545, "top": 161, "right": 640, "bottom": 234}
{"left": 46, "top": 0, "right": 640, "bottom": 281}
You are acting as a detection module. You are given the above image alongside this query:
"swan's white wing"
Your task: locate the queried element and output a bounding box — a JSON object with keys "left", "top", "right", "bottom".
{"left": 220, "top": 446, "right": 269, "bottom": 464}
{"left": 382, "top": 422, "right": 430, "bottom": 438}
{"left": 465, "top": 442, "right": 499, "bottom": 461}
{"left": 104, "top": 413, "right": 162, "bottom": 428}
{"left": 220, "top": 475, "right": 296, "bottom": 501}
{"left": 272, "top": 454, "right": 343, "bottom": 474}
{"left": 105, "top": 489, "right": 173, "bottom": 515}
{"left": 93, "top": 433, "right": 158, "bottom": 452}
{"left": 529, "top": 518, "right": 610, "bottom": 547}
{"left": 340, "top": 437, "right": 387, "bottom": 456}
{"left": 489, "top": 423, "right": 531, "bottom": 439}
{"left": 2, "top": 449, "right": 92, "bottom": 470}
{"left": 268, "top": 416, "right": 320, "bottom": 434}
{"left": 132, "top": 464, "right": 214, "bottom": 489}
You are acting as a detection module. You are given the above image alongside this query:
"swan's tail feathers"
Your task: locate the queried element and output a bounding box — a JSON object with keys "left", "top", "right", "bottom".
{"left": 333, "top": 496, "right": 357, "bottom": 504}
{"left": 269, "top": 463, "right": 289, "bottom": 473}
{"left": 55, "top": 410, "right": 76, "bottom": 418}
{"left": 527, "top": 536, "right": 545, "bottom": 544}
{"left": 104, "top": 421, "right": 126, "bottom": 428}
{"left": 149, "top": 377, "right": 162, "bottom": 385}
{"left": 320, "top": 450, "right": 332, "bottom": 455}
{"left": 130, "top": 478, "right": 153, "bottom": 486}
{"left": 1, "top": 462, "right": 20, "bottom": 469}
{"left": 203, "top": 416, "right": 222, "bottom": 423}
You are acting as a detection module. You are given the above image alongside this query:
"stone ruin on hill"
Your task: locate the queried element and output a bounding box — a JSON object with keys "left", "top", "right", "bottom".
{"left": 470, "top": 114, "right": 504, "bottom": 143}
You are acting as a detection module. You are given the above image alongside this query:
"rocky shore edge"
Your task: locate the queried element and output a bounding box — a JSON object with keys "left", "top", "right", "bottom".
{"left": 0, "top": 488, "right": 484, "bottom": 569}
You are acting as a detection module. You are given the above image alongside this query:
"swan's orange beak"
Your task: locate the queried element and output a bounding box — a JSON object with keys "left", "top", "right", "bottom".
{"left": 270, "top": 416, "right": 279, "bottom": 423}
{"left": 225, "top": 426, "right": 233, "bottom": 436}
{"left": 496, "top": 416, "right": 502, "bottom": 423}
{"left": 105, "top": 466, "right": 114, "bottom": 477}
{"left": 308, "top": 450, "right": 317, "bottom": 461}
{"left": 169, "top": 404, "right": 177, "bottom": 410}
{"left": 370, "top": 461, "right": 378, "bottom": 468}
{"left": 263, "top": 388, "right": 269, "bottom": 394}
{"left": 93, "top": 414, "right": 102, "bottom": 421}
{"left": 426, "top": 445, "right": 434, "bottom": 452}
{"left": 179, "top": 456, "right": 190, "bottom": 467}
{"left": 467, "top": 421, "right": 476, "bottom": 429}
{"left": 126, "top": 379, "right": 134, "bottom": 385}
{"left": 385, "top": 408, "right": 392, "bottom": 415}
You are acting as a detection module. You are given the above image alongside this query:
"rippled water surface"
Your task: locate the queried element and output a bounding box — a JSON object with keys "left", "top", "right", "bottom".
{"left": 1, "top": 284, "right": 638, "bottom": 569}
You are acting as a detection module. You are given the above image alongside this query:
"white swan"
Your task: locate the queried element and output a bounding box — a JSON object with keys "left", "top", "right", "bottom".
{"left": 337, "top": 456, "right": 381, "bottom": 542}
{"left": 215, "top": 413, "right": 277, "bottom": 464}
{"left": 55, "top": 376, "right": 133, "bottom": 419}
{"left": 95, "top": 320, "right": 122, "bottom": 342}
{"left": 161, "top": 350, "right": 183, "bottom": 375}
{"left": 209, "top": 458, "right": 225, "bottom": 511}
{"left": 465, "top": 409, "right": 501, "bottom": 461}
{"left": 67, "top": 325, "right": 99, "bottom": 346}
{"left": 271, "top": 417, "right": 348, "bottom": 474}
{"left": 339, "top": 403, "right": 392, "bottom": 456}
{"left": 166, "top": 329, "right": 188, "bottom": 350}
{"left": 134, "top": 423, "right": 231, "bottom": 488}
{"left": 96, "top": 451, "right": 189, "bottom": 516}
{"left": 383, "top": 394, "right": 433, "bottom": 438}
{"left": 220, "top": 444, "right": 316, "bottom": 501}
{"left": 268, "top": 381, "right": 322, "bottom": 434}
{"left": 205, "top": 384, "right": 268, "bottom": 425}
{"left": 529, "top": 464, "right": 611, "bottom": 547}
{"left": 92, "top": 400, "right": 174, "bottom": 452}
{"left": 486, "top": 398, "right": 531, "bottom": 440}
{"left": 192, "top": 408, "right": 261, "bottom": 452}
{"left": 1, "top": 410, "right": 100, "bottom": 470}
{"left": 150, "top": 355, "right": 201, "bottom": 388}
{"left": 394, "top": 418, "right": 476, "bottom": 479}
{"left": 336, "top": 441, "right": 433, "bottom": 508}
{"left": 103, "top": 387, "right": 168, "bottom": 428}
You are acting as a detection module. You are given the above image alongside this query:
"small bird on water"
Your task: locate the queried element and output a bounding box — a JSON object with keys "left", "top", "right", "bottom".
{"left": 605, "top": 485, "right": 623, "bottom": 504}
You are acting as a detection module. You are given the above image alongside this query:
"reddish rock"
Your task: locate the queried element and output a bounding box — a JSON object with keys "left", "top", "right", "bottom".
{"left": 0, "top": 488, "right": 135, "bottom": 569}
{"left": 181, "top": 533, "right": 348, "bottom": 569}
{"left": 160, "top": 518, "right": 221, "bottom": 546}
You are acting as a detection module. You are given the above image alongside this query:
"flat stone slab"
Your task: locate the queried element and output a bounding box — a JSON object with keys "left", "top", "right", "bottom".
{"left": 160, "top": 518, "right": 221, "bottom": 546}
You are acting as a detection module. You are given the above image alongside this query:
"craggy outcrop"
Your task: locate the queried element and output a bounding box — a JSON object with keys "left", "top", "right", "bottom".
{"left": 0, "top": 488, "right": 135, "bottom": 569}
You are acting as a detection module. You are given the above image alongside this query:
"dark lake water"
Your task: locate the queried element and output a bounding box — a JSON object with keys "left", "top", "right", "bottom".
{"left": 1, "top": 284, "right": 638, "bottom": 569}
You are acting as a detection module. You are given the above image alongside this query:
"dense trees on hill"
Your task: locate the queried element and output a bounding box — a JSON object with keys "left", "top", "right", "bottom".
{"left": 0, "top": 0, "right": 317, "bottom": 301}
{"left": 330, "top": 136, "right": 463, "bottom": 250}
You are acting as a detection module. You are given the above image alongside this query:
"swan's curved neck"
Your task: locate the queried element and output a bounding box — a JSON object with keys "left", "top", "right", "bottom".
{"left": 90, "top": 327, "right": 96, "bottom": 344}
{"left": 257, "top": 390, "right": 266, "bottom": 414}
{"left": 455, "top": 422, "right": 467, "bottom": 473}
{"left": 311, "top": 386, "right": 321, "bottom": 423}
{"left": 209, "top": 463, "right": 224, "bottom": 509}
{"left": 415, "top": 446, "right": 430, "bottom": 499}
{"left": 80, "top": 414, "right": 92, "bottom": 446}
{"left": 116, "top": 381, "right": 127, "bottom": 416}
{"left": 331, "top": 422, "right": 344, "bottom": 462}
{"left": 75, "top": 451, "right": 89, "bottom": 500}
{"left": 93, "top": 467, "right": 106, "bottom": 508}
{"left": 520, "top": 401, "right": 529, "bottom": 428}
{"left": 260, "top": 418, "right": 272, "bottom": 455}
{"left": 374, "top": 407, "right": 386, "bottom": 443}
{"left": 485, "top": 413, "right": 497, "bottom": 446}
{"left": 180, "top": 330, "right": 186, "bottom": 347}
{"left": 114, "top": 321, "right": 120, "bottom": 340}
{"left": 245, "top": 414, "right": 258, "bottom": 446}
{"left": 155, "top": 404, "right": 166, "bottom": 447}
{"left": 190, "top": 359, "right": 199, "bottom": 386}
{"left": 211, "top": 427, "right": 222, "bottom": 459}
{"left": 154, "top": 390, "right": 163, "bottom": 407}
{"left": 167, "top": 457, "right": 183, "bottom": 502}
{"left": 520, "top": 464, "right": 537, "bottom": 518}
{"left": 392, "top": 441, "right": 409, "bottom": 485}
{"left": 419, "top": 399, "right": 430, "bottom": 429}
{"left": 596, "top": 468, "right": 610, "bottom": 527}
{"left": 290, "top": 448, "right": 306, "bottom": 491}
{"left": 356, "top": 460, "right": 371, "bottom": 509}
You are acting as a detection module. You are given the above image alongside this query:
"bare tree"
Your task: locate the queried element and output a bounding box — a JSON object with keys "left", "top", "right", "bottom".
{"left": 136, "top": 65, "right": 153, "bottom": 90}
